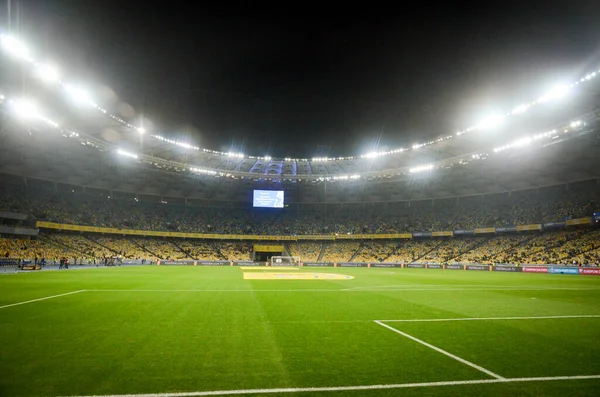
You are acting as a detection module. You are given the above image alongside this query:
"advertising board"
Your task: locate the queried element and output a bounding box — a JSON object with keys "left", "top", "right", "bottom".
{"left": 406, "top": 264, "right": 426, "bottom": 268}
{"left": 465, "top": 265, "right": 489, "bottom": 271}
{"left": 371, "top": 263, "right": 402, "bottom": 268}
{"left": 160, "top": 260, "right": 195, "bottom": 265}
{"left": 578, "top": 268, "right": 600, "bottom": 275}
{"left": 412, "top": 232, "right": 433, "bottom": 237}
{"left": 453, "top": 230, "right": 475, "bottom": 235}
{"left": 493, "top": 266, "right": 522, "bottom": 272}
{"left": 235, "top": 261, "right": 261, "bottom": 266}
{"left": 303, "top": 263, "right": 334, "bottom": 267}
{"left": 21, "top": 265, "right": 41, "bottom": 270}
{"left": 198, "top": 261, "right": 229, "bottom": 266}
{"left": 548, "top": 267, "right": 579, "bottom": 275}
{"left": 446, "top": 264, "right": 463, "bottom": 270}
{"left": 495, "top": 226, "right": 517, "bottom": 233}
{"left": 522, "top": 267, "right": 549, "bottom": 273}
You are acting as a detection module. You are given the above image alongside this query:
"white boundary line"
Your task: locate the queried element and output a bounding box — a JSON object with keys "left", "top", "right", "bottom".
{"left": 82, "top": 286, "right": 598, "bottom": 293}
{"left": 378, "top": 314, "right": 600, "bottom": 322}
{"left": 59, "top": 375, "right": 600, "bottom": 396}
{"left": 0, "top": 290, "right": 86, "bottom": 309}
{"left": 373, "top": 320, "right": 505, "bottom": 380}
{"left": 342, "top": 284, "right": 516, "bottom": 291}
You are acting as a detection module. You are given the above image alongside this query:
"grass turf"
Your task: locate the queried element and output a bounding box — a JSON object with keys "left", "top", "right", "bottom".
{"left": 1, "top": 266, "right": 600, "bottom": 396}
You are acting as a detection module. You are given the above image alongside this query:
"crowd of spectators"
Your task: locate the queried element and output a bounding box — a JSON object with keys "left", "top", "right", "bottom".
{"left": 1, "top": 180, "right": 600, "bottom": 266}
{"left": 2, "top": 229, "right": 599, "bottom": 266}
{"left": 387, "top": 240, "right": 440, "bottom": 263}
{"left": 321, "top": 242, "right": 360, "bottom": 263}
{"left": 1, "top": 182, "right": 598, "bottom": 236}
{"left": 288, "top": 242, "right": 323, "bottom": 262}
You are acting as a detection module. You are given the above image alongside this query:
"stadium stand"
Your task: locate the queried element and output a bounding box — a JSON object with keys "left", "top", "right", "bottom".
{"left": 1, "top": 180, "right": 599, "bottom": 267}
{"left": 1, "top": 181, "right": 598, "bottom": 235}
{"left": 287, "top": 242, "right": 323, "bottom": 262}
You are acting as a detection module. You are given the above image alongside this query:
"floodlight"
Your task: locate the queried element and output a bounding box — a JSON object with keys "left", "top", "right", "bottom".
{"left": 539, "top": 84, "right": 570, "bottom": 102}
{"left": 64, "top": 84, "right": 94, "bottom": 106}
{"left": 138, "top": 127, "right": 146, "bottom": 134}
{"left": 410, "top": 164, "right": 434, "bottom": 173}
{"left": 1, "top": 34, "right": 32, "bottom": 61}
{"left": 511, "top": 104, "right": 529, "bottom": 114}
{"left": 116, "top": 149, "right": 138, "bottom": 159}
{"left": 10, "top": 99, "right": 40, "bottom": 119}
{"left": 35, "top": 64, "right": 60, "bottom": 83}
{"left": 476, "top": 114, "right": 505, "bottom": 130}
{"left": 513, "top": 137, "right": 532, "bottom": 147}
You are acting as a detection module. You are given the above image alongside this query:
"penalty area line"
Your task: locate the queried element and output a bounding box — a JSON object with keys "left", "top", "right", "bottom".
{"left": 0, "top": 290, "right": 86, "bottom": 309}
{"left": 59, "top": 375, "right": 600, "bottom": 396}
{"left": 374, "top": 320, "right": 505, "bottom": 380}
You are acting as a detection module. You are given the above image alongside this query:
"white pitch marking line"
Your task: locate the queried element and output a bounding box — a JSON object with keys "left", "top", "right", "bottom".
{"left": 377, "top": 314, "right": 600, "bottom": 322}
{"left": 58, "top": 374, "right": 600, "bottom": 397}
{"left": 0, "top": 290, "right": 86, "bottom": 309}
{"left": 343, "top": 284, "right": 514, "bottom": 291}
{"left": 373, "top": 320, "right": 505, "bottom": 380}
{"left": 82, "top": 287, "right": 598, "bottom": 293}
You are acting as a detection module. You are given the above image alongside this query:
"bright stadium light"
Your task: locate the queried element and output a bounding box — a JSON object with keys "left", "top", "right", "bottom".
{"left": 10, "top": 99, "right": 40, "bottom": 119}
{"left": 0, "top": 34, "right": 32, "bottom": 61}
{"left": 511, "top": 103, "right": 530, "bottom": 114}
{"left": 476, "top": 114, "right": 505, "bottom": 130}
{"left": 190, "top": 167, "right": 217, "bottom": 175}
{"left": 513, "top": 137, "right": 532, "bottom": 148}
{"left": 138, "top": 127, "right": 146, "bottom": 134}
{"left": 538, "top": 84, "right": 571, "bottom": 102}
{"left": 64, "top": 84, "right": 94, "bottom": 106}
{"left": 116, "top": 149, "right": 138, "bottom": 159}
{"left": 35, "top": 63, "right": 60, "bottom": 83}
{"left": 410, "top": 164, "right": 434, "bottom": 173}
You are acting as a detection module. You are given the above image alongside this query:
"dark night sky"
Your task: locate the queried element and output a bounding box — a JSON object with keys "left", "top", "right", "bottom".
{"left": 5, "top": 1, "right": 600, "bottom": 157}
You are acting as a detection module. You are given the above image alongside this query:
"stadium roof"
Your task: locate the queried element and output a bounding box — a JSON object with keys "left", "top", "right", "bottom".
{"left": 1, "top": 33, "right": 600, "bottom": 202}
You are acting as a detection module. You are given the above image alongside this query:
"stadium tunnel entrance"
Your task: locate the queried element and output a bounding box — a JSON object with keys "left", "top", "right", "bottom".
{"left": 253, "top": 244, "right": 284, "bottom": 262}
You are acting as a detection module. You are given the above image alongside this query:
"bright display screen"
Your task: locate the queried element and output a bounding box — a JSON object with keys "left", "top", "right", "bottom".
{"left": 253, "top": 190, "right": 284, "bottom": 208}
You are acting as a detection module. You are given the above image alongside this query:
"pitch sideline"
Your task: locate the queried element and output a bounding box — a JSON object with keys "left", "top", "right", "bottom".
{"left": 82, "top": 286, "right": 598, "bottom": 292}
{"left": 0, "top": 290, "right": 86, "bottom": 309}
{"left": 59, "top": 375, "right": 600, "bottom": 397}
{"left": 376, "top": 314, "right": 600, "bottom": 322}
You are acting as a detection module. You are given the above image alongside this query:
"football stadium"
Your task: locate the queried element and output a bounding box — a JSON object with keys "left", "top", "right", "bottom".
{"left": 2, "top": 5, "right": 600, "bottom": 397}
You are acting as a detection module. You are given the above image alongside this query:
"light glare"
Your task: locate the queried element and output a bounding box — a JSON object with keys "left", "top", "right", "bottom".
{"left": 1, "top": 35, "right": 32, "bottom": 61}
{"left": 11, "top": 99, "right": 40, "bottom": 119}
{"left": 117, "top": 149, "right": 138, "bottom": 159}
{"left": 64, "top": 84, "right": 94, "bottom": 106}
{"left": 512, "top": 104, "right": 529, "bottom": 114}
{"left": 36, "top": 64, "right": 60, "bottom": 83}
{"left": 410, "top": 164, "right": 434, "bottom": 173}
{"left": 476, "top": 114, "right": 505, "bottom": 130}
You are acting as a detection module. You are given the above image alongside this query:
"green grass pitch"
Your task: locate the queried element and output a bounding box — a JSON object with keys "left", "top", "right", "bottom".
{"left": 1, "top": 266, "right": 600, "bottom": 397}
